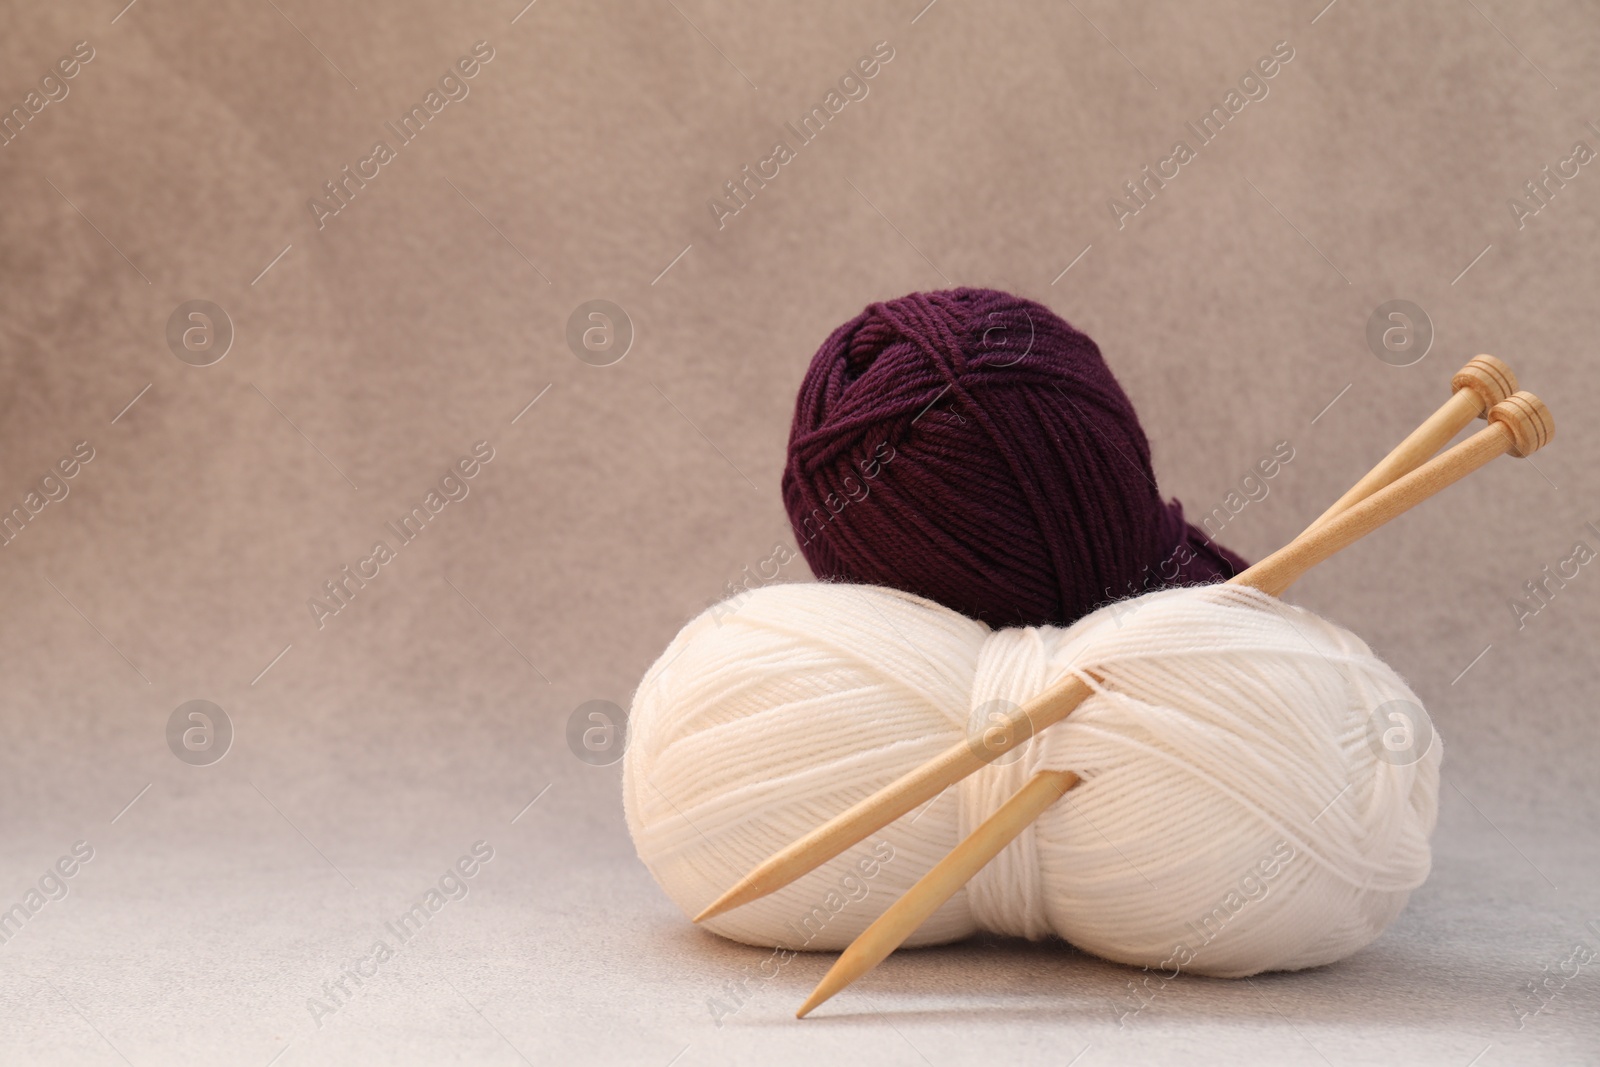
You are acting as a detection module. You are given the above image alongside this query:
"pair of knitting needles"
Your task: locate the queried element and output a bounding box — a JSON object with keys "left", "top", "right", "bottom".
{"left": 691, "top": 355, "right": 1551, "bottom": 1017}
{"left": 789, "top": 356, "right": 1536, "bottom": 1015}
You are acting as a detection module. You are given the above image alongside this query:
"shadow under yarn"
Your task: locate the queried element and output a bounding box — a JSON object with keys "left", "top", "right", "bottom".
{"left": 783, "top": 288, "right": 1246, "bottom": 629}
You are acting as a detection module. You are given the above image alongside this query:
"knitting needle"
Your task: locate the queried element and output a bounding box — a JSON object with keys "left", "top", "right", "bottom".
{"left": 1305, "top": 354, "right": 1515, "bottom": 530}
{"left": 795, "top": 390, "right": 1551, "bottom": 1016}
{"left": 696, "top": 365, "right": 1528, "bottom": 926}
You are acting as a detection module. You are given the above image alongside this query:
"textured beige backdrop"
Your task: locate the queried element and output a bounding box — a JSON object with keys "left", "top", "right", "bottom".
{"left": 1, "top": 0, "right": 1597, "bottom": 1064}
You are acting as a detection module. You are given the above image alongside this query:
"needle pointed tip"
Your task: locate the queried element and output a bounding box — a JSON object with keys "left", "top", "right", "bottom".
{"left": 697, "top": 880, "right": 762, "bottom": 921}
{"left": 692, "top": 899, "right": 727, "bottom": 923}
{"left": 795, "top": 989, "right": 829, "bottom": 1018}
{"left": 797, "top": 967, "right": 850, "bottom": 1019}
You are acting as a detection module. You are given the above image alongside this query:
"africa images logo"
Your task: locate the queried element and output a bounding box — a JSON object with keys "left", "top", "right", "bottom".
{"left": 306, "top": 42, "right": 496, "bottom": 230}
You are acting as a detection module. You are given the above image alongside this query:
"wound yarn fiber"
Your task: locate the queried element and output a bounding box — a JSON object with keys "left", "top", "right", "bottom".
{"left": 784, "top": 288, "right": 1247, "bottom": 629}
{"left": 623, "top": 582, "right": 1440, "bottom": 977}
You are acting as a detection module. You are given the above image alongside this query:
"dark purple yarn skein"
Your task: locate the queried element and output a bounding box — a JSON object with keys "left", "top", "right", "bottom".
{"left": 782, "top": 288, "right": 1247, "bottom": 629}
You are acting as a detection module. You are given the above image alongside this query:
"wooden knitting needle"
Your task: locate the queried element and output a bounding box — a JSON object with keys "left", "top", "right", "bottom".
{"left": 795, "top": 390, "right": 1552, "bottom": 1016}
{"left": 1306, "top": 354, "right": 1515, "bottom": 530}
{"left": 696, "top": 367, "right": 1533, "bottom": 927}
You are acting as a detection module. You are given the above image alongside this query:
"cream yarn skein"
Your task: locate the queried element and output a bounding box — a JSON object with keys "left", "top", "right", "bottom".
{"left": 623, "top": 581, "right": 1440, "bottom": 977}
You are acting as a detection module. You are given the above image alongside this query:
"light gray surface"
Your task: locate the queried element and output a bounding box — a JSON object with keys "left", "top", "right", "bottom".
{"left": 2, "top": 0, "right": 1598, "bottom": 1063}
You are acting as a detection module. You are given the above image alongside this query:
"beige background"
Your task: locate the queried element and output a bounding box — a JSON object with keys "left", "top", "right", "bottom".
{"left": 1, "top": 0, "right": 1598, "bottom": 1063}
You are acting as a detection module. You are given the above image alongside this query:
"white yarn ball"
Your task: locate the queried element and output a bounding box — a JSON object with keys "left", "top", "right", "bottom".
{"left": 623, "top": 582, "right": 1440, "bottom": 977}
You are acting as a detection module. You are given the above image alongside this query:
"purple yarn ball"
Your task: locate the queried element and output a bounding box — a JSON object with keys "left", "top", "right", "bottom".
{"left": 782, "top": 288, "right": 1247, "bottom": 629}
